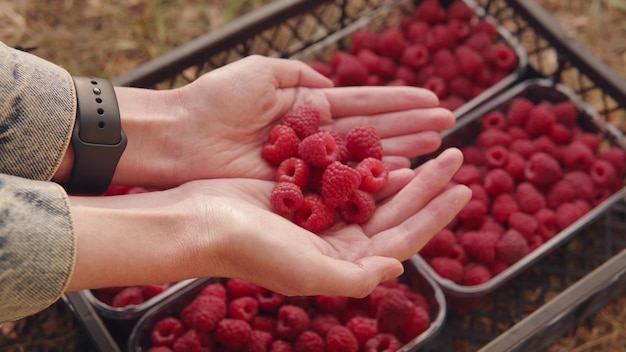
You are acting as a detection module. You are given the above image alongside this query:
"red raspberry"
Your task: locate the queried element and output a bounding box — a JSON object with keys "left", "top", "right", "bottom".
{"left": 246, "top": 330, "right": 274, "bottom": 352}
{"left": 461, "top": 146, "right": 484, "bottom": 165}
{"left": 452, "top": 164, "right": 482, "bottom": 185}
{"left": 496, "top": 229, "right": 530, "bottom": 265}
{"left": 433, "top": 48, "right": 461, "bottom": 81}
{"left": 573, "top": 132, "right": 601, "bottom": 153}
{"left": 420, "top": 228, "right": 456, "bottom": 257}
{"left": 455, "top": 46, "right": 485, "bottom": 78}
{"left": 449, "top": 19, "right": 471, "bottom": 41}
{"left": 399, "top": 305, "right": 430, "bottom": 341}
{"left": 191, "top": 294, "right": 227, "bottom": 333}
{"left": 425, "top": 25, "right": 457, "bottom": 52}
{"left": 504, "top": 151, "right": 526, "bottom": 181}
{"left": 508, "top": 126, "right": 528, "bottom": 140}
{"left": 394, "top": 66, "right": 416, "bottom": 86}
{"left": 508, "top": 212, "right": 539, "bottom": 240}
{"left": 599, "top": 147, "right": 626, "bottom": 175}
{"left": 376, "top": 57, "right": 397, "bottom": 80}
{"left": 276, "top": 305, "right": 310, "bottom": 341}
{"left": 482, "top": 111, "right": 508, "bottom": 131}
{"left": 172, "top": 329, "right": 213, "bottom": 352}
{"left": 515, "top": 182, "right": 546, "bottom": 214}
{"left": 294, "top": 331, "right": 325, "bottom": 352}
{"left": 293, "top": 194, "right": 336, "bottom": 233}
{"left": 335, "top": 54, "right": 369, "bottom": 87}
{"left": 356, "top": 49, "right": 381, "bottom": 73}
{"left": 315, "top": 295, "right": 349, "bottom": 314}
{"left": 198, "top": 282, "right": 227, "bottom": 301}
{"left": 338, "top": 189, "right": 376, "bottom": 224}
{"left": 215, "top": 319, "right": 252, "bottom": 350}
{"left": 375, "top": 288, "right": 415, "bottom": 332}
{"left": 401, "top": 44, "right": 429, "bottom": 69}
{"left": 448, "top": 0, "right": 475, "bottom": 21}
{"left": 407, "top": 20, "right": 430, "bottom": 44}
{"left": 311, "top": 314, "right": 341, "bottom": 337}
{"left": 142, "top": 283, "right": 171, "bottom": 300}
{"left": 477, "top": 129, "right": 512, "bottom": 149}
{"left": 276, "top": 157, "right": 310, "bottom": 189}
{"left": 525, "top": 105, "right": 556, "bottom": 138}
{"left": 350, "top": 29, "right": 379, "bottom": 55}
{"left": 271, "top": 341, "right": 294, "bottom": 352}
{"left": 469, "top": 183, "right": 490, "bottom": 208}
{"left": 549, "top": 123, "right": 573, "bottom": 144}
{"left": 321, "top": 161, "right": 362, "bottom": 208}
{"left": 507, "top": 97, "right": 534, "bottom": 127}
{"left": 448, "top": 76, "right": 474, "bottom": 100}
{"left": 226, "top": 278, "right": 259, "bottom": 299}
{"left": 251, "top": 315, "right": 277, "bottom": 335}
{"left": 363, "top": 334, "right": 403, "bottom": 352}
{"left": 309, "top": 60, "right": 333, "bottom": 78}
{"left": 460, "top": 231, "right": 500, "bottom": 264}
{"left": 484, "top": 168, "right": 515, "bottom": 195}
{"left": 414, "top": 0, "right": 446, "bottom": 24}
{"left": 591, "top": 159, "right": 617, "bottom": 187}
{"left": 555, "top": 202, "right": 586, "bottom": 230}
{"left": 283, "top": 105, "right": 321, "bottom": 139}
{"left": 271, "top": 182, "right": 304, "bottom": 218}
{"left": 355, "top": 157, "right": 389, "bottom": 192}
{"left": 561, "top": 141, "right": 595, "bottom": 170}
{"left": 147, "top": 347, "right": 173, "bottom": 352}
{"left": 473, "top": 19, "right": 498, "bottom": 40}
{"left": 151, "top": 317, "right": 184, "bottom": 347}
{"left": 463, "top": 31, "right": 493, "bottom": 53}
{"left": 458, "top": 199, "right": 487, "bottom": 229}
{"left": 326, "top": 325, "right": 359, "bottom": 352}
{"left": 263, "top": 125, "right": 300, "bottom": 165}
{"left": 299, "top": 131, "right": 343, "bottom": 168}
{"left": 524, "top": 152, "right": 563, "bottom": 187}
{"left": 112, "top": 286, "right": 144, "bottom": 307}
{"left": 367, "top": 285, "right": 390, "bottom": 316}
{"left": 489, "top": 261, "right": 510, "bottom": 277}
{"left": 547, "top": 179, "right": 576, "bottom": 208}
{"left": 377, "top": 27, "right": 408, "bottom": 59}
{"left": 462, "top": 262, "right": 492, "bottom": 286}
{"left": 229, "top": 296, "right": 259, "bottom": 322}
{"left": 563, "top": 170, "right": 595, "bottom": 200}
{"left": 346, "top": 316, "right": 379, "bottom": 347}
{"left": 510, "top": 139, "right": 536, "bottom": 159}
{"left": 423, "top": 76, "right": 447, "bottom": 99}
{"left": 535, "top": 208, "right": 558, "bottom": 241}
{"left": 345, "top": 125, "right": 383, "bottom": 161}
{"left": 491, "top": 193, "right": 519, "bottom": 223}
{"left": 534, "top": 135, "right": 559, "bottom": 158}
{"left": 428, "top": 257, "right": 464, "bottom": 283}
{"left": 490, "top": 44, "right": 517, "bottom": 71}
{"left": 551, "top": 101, "right": 578, "bottom": 126}
{"left": 255, "top": 287, "right": 285, "bottom": 313}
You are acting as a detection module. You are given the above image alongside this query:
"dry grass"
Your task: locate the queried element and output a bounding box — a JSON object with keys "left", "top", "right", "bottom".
{"left": 0, "top": 0, "right": 626, "bottom": 351}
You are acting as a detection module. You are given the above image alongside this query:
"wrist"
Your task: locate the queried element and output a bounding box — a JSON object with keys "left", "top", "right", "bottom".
{"left": 53, "top": 143, "right": 74, "bottom": 184}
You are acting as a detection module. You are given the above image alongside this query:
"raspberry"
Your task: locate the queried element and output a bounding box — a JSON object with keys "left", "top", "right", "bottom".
{"left": 276, "top": 305, "right": 311, "bottom": 341}
{"left": 112, "top": 286, "right": 144, "bottom": 307}
{"left": 350, "top": 29, "right": 379, "bottom": 55}
{"left": 263, "top": 125, "right": 300, "bottom": 165}
{"left": 407, "top": 21, "right": 430, "bottom": 44}
{"left": 425, "top": 25, "right": 457, "bottom": 52}
{"left": 473, "top": 19, "right": 498, "bottom": 40}
{"left": 484, "top": 168, "right": 515, "bottom": 195}
{"left": 552, "top": 101, "right": 579, "bottom": 126}
{"left": 452, "top": 164, "right": 482, "bottom": 185}
{"left": 508, "top": 212, "right": 539, "bottom": 240}
{"left": 546, "top": 179, "right": 576, "bottom": 208}
{"left": 377, "top": 27, "right": 408, "bottom": 59}
{"left": 414, "top": 0, "right": 447, "bottom": 24}
{"left": 490, "top": 193, "right": 519, "bottom": 223}
{"left": 363, "top": 334, "right": 403, "bottom": 352}
{"left": 394, "top": 66, "right": 416, "bottom": 85}
{"left": 172, "top": 329, "right": 213, "bottom": 352}
{"left": 309, "top": 61, "right": 333, "bottom": 78}
{"left": 191, "top": 294, "right": 227, "bottom": 333}
{"left": 482, "top": 111, "right": 508, "bottom": 131}
{"left": 477, "top": 129, "right": 512, "bottom": 149}
{"left": 229, "top": 296, "right": 259, "bottom": 322}
{"left": 491, "top": 44, "right": 517, "bottom": 71}
{"left": 271, "top": 340, "right": 294, "bottom": 352}
{"left": 246, "top": 330, "right": 274, "bottom": 352}
{"left": 461, "top": 146, "right": 484, "bottom": 165}
{"left": 508, "top": 126, "right": 528, "bottom": 140}
{"left": 420, "top": 228, "right": 456, "bottom": 257}
{"left": 460, "top": 231, "right": 500, "bottom": 264}
{"left": 510, "top": 139, "right": 536, "bottom": 159}
{"left": 335, "top": 54, "right": 369, "bottom": 87}
{"left": 463, "top": 32, "right": 493, "bottom": 53}
{"left": 293, "top": 194, "right": 336, "bottom": 233}
{"left": 555, "top": 202, "right": 586, "bottom": 230}
{"left": 448, "top": 1, "right": 475, "bottom": 21}
{"left": 151, "top": 317, "right": 184, "bottom": 347}
{"left": 346, "top": 316, "right": 379, "bottom": 347}
{"left": 215, "top": 319, "right": 252, "bottom": 350}
{"left": 355, "top": 157, "right": 389, "bottom": 192}
{"left": 524, "top": 152, "right": 563, "bottom": 187}
{"left": 599, "top": 147, "right": 626, "bottom": 175}
{"left": 377, "top": 57, "right": 397, "bottom": 80}
{"left": 591, "top": 159, "right": 617, "bottom": 187}
{"left": 399, "top": 305, "right": 430, "bottom": 341}
{"left": 142, "top": 283, "right": 171, "bottom": 300}
{"left": 357, "top": 50, "right": 382, "bottom": 74}
{"left": 563, "top": 170, "right": 595, "bottom": 200}
{"left": 270, "top": 182, "right": 304, "bottom": 218}
{"left": 338, "top": 189, "right": 376, "bottom": 224}
{"left": 283, "top": 105, "right": 322, "bottom": 139}
{"left": 548, "top": 123, "right": 572, "bottom": 145}
{"left": 423, "top": 76, "right": 447, "bottom": 99}
{"left": 226, "top": 278, "right": 259, "bottom": 299}
{"left": 469, "top": 183, "right": 490, "bottom": 208}
{"left": 147, "top": 347, "right": 173, "bottom": 352}
{"left": 199, "top": 282, "right": 227, "bottom": 301}
{"left": 462, "top": 262, "right": 492, "bottom": 286}
{"left": 504, "top": 151, "right": 526, "bottom": 181}
{"left": 458, "top": 199, "right": 487, "bottom": 229}
{"left": 525, "top": 105, "right": 556, "bottom": 138}
{"left": 401, "top": 44, "right": 429, "bottom": 69}
{"left": 440, "top": 96, "right": 466, "bottom": 112}
{"left": 326, "top": 325, "right": 359, "bottom": 352}
{"left": 451, "top": 19, "right": 472, "bottom": 42}
{"left": 255, "top": 287, "right": 285, "bottom": 313}
{"left": 433, "top": 48, "right": 461, "bottom": 81}
{"left": 294, "top": 331, "right": 325, "bottom": 352}
{"left": 534, "top": 136, "right": 559, "bottom": 158}
{"left": 321, "top": 161, "right": 362, "bottom": 208}
{"left": 415, "top": 64, "right": 437, "bottom": 86}
{"left": 448, "top": 76, "right": 474, "bottom": 100}
{"left": 299, "top": 131, "right": 343, "bottom": 168}
{"left": 428, "top": 257, "right": 464, "bottom": 283}
{"left": 251, "top": 315, "right": 277, "bottom": 335}
{"left": 368, "top": 285, "right": 390, "bottom": 316}
{"left": 535, "top": 208, "right": 558, "bottom": 241}
{"left": 375, "top": 288, "right": 414, "bottom": 332}
{"left": 276, "top": 158, "right": 311, "bottom": 189}
{"left": 315, "top": 295, "right": 349, "bottom": 313}
{"left": 507, "top": 98, "right": 534, "bottom": 127}
{"left": 489, "top": 261, "right": 510, "bottom": 277}
{"left": 496, "top": 229, "right": 530, "bottom": 265}
{"left": 561, "top": 141, "right": 595, "bottom": 170}
{"left": 311, "top": 314, "right": 341, "bottom": 337}
{"left": 515, "top": 182, "right": 546, "bottom": 214}
{"left": 455, "top": 46, "right": 485, "bottom": 78}
{"left": 573, "top": 132, "right": 601, "bottom": 153}
{"left": 345, "top": 125, "right": 383, "bottom": 161}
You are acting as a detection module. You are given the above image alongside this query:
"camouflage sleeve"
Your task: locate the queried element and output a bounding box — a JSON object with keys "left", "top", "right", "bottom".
{"left": 0, "top": 42, "right": 76, "bottom": 323}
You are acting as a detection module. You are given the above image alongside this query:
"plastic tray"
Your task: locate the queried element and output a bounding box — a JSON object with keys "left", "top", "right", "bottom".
{"left": 127, "top": 257, "right": 446, "bottom": 352}
{"left": 413, "top": 78, "right": 626, "bottom": 297}
{"left": 291, "top": 0, "right": 528, "bottom": 118}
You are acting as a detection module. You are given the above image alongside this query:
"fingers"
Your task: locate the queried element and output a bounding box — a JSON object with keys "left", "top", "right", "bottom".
{"left": 382, "top": 156, "right": 411, "bottom": 171}
{"left": 323, "top": 86, "right": 440, "bottom": 118}
{"left": 259, "top": 56, "right": 334, "bottom": 89}
{"left": 375, "top": 168, "right": 415, "bottom": 200}
{"left": 381, "top": 131, "right": 443, "bottom": 158}
{"left": 364, "top": 147, "right": 465, "bottom": 235}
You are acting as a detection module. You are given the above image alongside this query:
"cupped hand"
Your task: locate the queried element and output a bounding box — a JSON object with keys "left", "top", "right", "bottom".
{"left": 167, "top": 55, "right": 455, "bottom": 184}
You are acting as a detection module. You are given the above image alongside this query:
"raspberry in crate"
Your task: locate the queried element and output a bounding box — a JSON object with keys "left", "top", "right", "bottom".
{"left": 295, "top": 0, "right": 527, "bottom": 117}
{"left": 128, "top": 258, "right": 446, "bottom": 351}
{"left": 413, "top": 78, "right": 626, "bottom": 298}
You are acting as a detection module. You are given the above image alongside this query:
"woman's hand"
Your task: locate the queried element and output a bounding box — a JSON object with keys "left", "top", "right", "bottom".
{"left": 112, "top": 56, "right": 455, "bottom": 189}
{"left": 68, "top": 148, "right": 469, "bottom": 297}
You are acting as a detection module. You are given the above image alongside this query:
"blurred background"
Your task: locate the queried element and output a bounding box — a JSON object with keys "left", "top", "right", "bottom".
{"left": 0, "top": 0, "right": 625, "bottom": 351}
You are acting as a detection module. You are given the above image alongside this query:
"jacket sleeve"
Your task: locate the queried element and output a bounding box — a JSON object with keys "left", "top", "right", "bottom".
{"left": 0, "top": 42, "right": 77, "bottom": 323}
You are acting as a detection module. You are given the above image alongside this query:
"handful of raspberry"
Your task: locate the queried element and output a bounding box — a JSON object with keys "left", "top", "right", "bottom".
{"left": 262, "top": 105, "right": 389, "bottom": 233}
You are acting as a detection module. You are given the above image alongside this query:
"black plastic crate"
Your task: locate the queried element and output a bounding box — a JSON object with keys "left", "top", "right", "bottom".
{"left": 66, "top": 0, "right": 626, "bottom": 351}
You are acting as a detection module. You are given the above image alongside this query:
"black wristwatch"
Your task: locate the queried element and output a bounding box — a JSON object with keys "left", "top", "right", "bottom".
{"left": 62, "top": 77, "right": 127, "bottom": 195}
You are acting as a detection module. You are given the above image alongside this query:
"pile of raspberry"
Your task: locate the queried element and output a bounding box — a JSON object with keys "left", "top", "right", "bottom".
{"left": 92, "top": 283, "right": 174, "bottom": 308}
{"left": 263, "top": 105, "right": 389, "bottom": 233}
{"left": 145, "top": 276, "right": 433, "bottom": 352}
{"left": 308, "top": 0, "right": 519, "bottom": 112}
{"left": 420, "top": 96, "right": 626, "bottom": 286}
